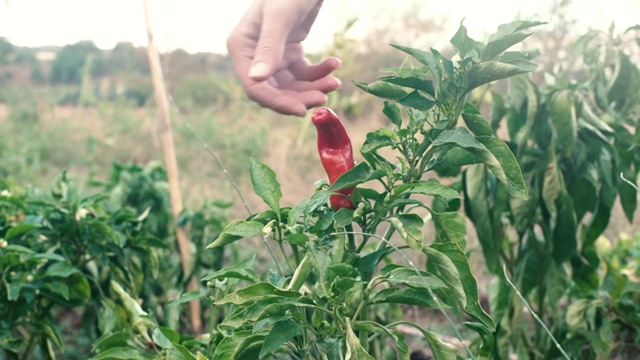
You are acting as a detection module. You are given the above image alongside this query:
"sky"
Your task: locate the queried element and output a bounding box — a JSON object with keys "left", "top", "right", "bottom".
{"left": 0, "top": 0, "right": 639, "bottom": 54}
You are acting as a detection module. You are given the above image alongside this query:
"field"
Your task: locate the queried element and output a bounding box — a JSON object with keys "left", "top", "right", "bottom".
{"left": 1, "top": 11, "right": 640, "bottom": 360}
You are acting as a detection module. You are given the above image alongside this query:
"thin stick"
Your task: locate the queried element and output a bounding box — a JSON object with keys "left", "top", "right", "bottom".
{"left": 621, "top": 172, "right": 639, "bottom": 192}
{"left": 502, "top": 265, "right": 571, "bottom": 360}
{"left": 142, "top": 0, "right": 201, "bottom": 335}
{"left": 166, "top": 96, "right": 284, "bottom": 276}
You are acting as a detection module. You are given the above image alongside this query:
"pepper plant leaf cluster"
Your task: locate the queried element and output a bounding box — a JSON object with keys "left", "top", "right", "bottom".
{"left": 203, "top": 20, "right": 544, "bottom": 359}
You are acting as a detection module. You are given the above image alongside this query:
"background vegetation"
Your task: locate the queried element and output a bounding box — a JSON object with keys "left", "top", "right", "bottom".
{"left": 0, "top": 1, "right": 639, "bottom": 359}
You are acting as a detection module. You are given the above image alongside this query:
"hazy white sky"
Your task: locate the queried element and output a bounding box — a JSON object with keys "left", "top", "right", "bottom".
{"left": 0, "top": 0, "right": 638, "bottom": 54}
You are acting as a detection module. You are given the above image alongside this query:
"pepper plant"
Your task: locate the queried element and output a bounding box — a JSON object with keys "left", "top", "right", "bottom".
{"left": 201, "top": 20, "right": 544, "bottom": 359}
{"left": 0, "top": 163, "right": 230, "bottom": 360}
{"left": 460, "top": 26, "right": 640, "bottom": 358}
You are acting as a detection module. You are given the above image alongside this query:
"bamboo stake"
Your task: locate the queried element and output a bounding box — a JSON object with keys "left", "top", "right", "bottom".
{"left": 142, "top": 0, "right": 201, "bottom": 335}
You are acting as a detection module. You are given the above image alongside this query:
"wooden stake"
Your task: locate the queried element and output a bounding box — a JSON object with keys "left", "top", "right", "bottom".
{"left": 142, "top": 0, "right": 201, "bottom": 336}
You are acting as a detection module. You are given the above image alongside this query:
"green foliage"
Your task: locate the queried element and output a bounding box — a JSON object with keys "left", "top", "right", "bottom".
{"left": 195, "top": 20, "right": 542, "bottom": 359}
{"left": 0, "top": 163, "right": 230, "bottom": 359}
{"left": 459, "top": 27, "right": 640, "bottom": 358}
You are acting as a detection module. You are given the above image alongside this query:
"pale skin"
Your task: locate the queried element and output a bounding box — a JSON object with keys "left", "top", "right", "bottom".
{"left": 226, "top": 0, "right": 341, "bottom": 117}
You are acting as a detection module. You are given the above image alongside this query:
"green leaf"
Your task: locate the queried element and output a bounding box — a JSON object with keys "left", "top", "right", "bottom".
{"left": 450, "top": 22, "right": 483, "bottom": 58}
{"left": 345, "top": 319, "right": 375, "bottom": 360}
{"left": 619, "top": 171, "right": 638, "bottom": 221}
{"left": 4, "top": 279, "right": 22, "bottom": 301}
{"left": 42, "top": 281, "right": 70, "bottom": 301}
{"left": 481, "top": 32, "right": 533, "bottom": 61}
{"left": 361, "top": 128, "right": 398, "bottom": 154}
{"left": 462, "top": 113, "right": 493, "bottom": 136}
{"left": 214, "top": 282, "right": 300, "bottom": 306}
{"left": 259, "top": 319, "right": 304, "bottom": 358}
{"left": 380, "top": 70, "right": 435, "bottom": 96}
{"left": 388, "top": 214, "right": 424, "bottom": 250}
{"left": 467, "top": 61, "right": 537, "bottom": 91}
{"left": 390, "top": 44, "right": 436, "bottom": 69}
{"left": 383, "top": 101, "right": 403, "bottom": 127}
{"left": 167, "top": 345, "right": 198, "bottom": 360}
{"left": 465, "top": 322, "right": 495, "bottom": 359}
{"left": 202, "top": 255, "right": 258, "bottom": 283}
{"left": 92, "top": 332, "right": 130, "bottom": 354}
{"left": 212, "top": 331, "right": 265, "bottom": 360}
{"left": 607, "top": 52, "right": 640, "bottom": 111}
{"left": 250, "top": 158, "right": 282, "bottom": 214}
{"left": 548, "top": 90, "right": 577, "bottom": 156}
{"left": 206, "top": 220, "right": 264, "bottom": 249}
{"left": 89, "top": 347, "right": 144, "bottom": 360}
{"left": 551, "top": 191, "right": 578, "bottom": 264}
{"left": 431, "top": 211, "right": 467, "bottom": 248}
{"left": 476, "top": 136, "right": 528, "bottom": 199}
{"left": 433, "top": 128, "right": 527, "bottom": 199}
{"left": 487, "top": 20, "right": 546, "bottom": 42}
{"left": 425, "top": 243, "right": 495, "bottom": 330}
{"left": 394, "top": 180, "right": 460, "bottom": 200}
{"left": 392, "top": 322, "right": 458, "bottom": 360}
{"left": 5, "top": 224, "right": 40, "bottom": 240}
{"left": 166, "top": 290, "right": 203, "bottom": 307}
{"left": 397, "top": 90, "right": 437, "bottom": 111}
{"left": 45, "top": 261, "right": 80, "bottom": 278}
{"left": 355, "top": 247, "right": 394, "bottom": 279}
{"left": 333, "top": 208, "right": 353, "bottom": 228}
{"left": 355, "top": 80, "right": 408, "bottom": 100}
{"left": 369, "top": 287, "right": 447, "bottom": 309}
{"left": 284, "top": 233, "right": 309, "bottom": 246}
{"left": 355, "top": 322, "right": 410, "bottom": 360}
{"left": 306, "top": 190, "right": 332, "bottom": 215}
{"left": 152, "top": 327, "right": 174, "bottom": 349}
{"left": 543, "top": 160, "right": 562, "bottom": 228}
{"left": 380, "top": 264, "right": 447, "bottom": 290}
{"left": 330, "top": 161, "right": 373, "bottom": 191}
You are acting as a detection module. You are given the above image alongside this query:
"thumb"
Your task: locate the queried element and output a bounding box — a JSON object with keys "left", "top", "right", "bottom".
{"left": 249, "top": 9, "right": 298, "bottom": 81}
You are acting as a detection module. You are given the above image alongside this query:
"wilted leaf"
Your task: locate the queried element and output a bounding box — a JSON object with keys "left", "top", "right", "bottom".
{"left": 425, "top": 243, "right": 495, "bottom": 330}
{"left": 388, "top": 214, "right": 424, "bottom": 250}
{"left": 345, "top": 319, "right": 375, "bottom": 360}
{"left": 431, "top": 211, "right": 467, "bottom": 248}
{"left": 215, "top": 282, "right": 300, "bottom": 306}
{"left": 211, "top": 331, "right": 265, "bottom": 360}
{"left": 548, "top": 90, "right": 577, "bottom": 156}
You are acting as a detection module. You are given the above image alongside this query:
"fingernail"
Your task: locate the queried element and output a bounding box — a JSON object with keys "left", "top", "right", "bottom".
{"left": 249, "top": 62, "right": 270, "bottom": 79}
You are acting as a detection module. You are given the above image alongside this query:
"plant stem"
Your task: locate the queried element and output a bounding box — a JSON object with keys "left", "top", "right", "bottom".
{"left": 345, "top": 224, "right": 355, "bottom": 252}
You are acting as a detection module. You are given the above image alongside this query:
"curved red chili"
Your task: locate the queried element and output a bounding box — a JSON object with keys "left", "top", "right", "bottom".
{"left": 311, "top": 107, "right": 355, "bottom": 210}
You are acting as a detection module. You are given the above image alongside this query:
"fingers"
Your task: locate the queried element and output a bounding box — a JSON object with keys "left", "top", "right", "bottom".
{"left": 289, "top": 56, "right": 342, "bottom": 82}
{"left": 273, "top": 70, "right": 341, "bottom": 93}
{"left": 245, "top": 82, "right": 329, "bottom": 117}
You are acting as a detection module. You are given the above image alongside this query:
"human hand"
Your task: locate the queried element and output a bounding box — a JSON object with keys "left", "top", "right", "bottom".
{"left": 227, "top": 0, "right": 341, "bottom": 117}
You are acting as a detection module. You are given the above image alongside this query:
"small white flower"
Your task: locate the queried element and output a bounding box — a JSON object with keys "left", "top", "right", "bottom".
{"left": 0, "top": 239, "right": 7, "bottom": 248}
{"left": 38, "top": 234, "right": 48, "bottom": 242}
{"left": 0, "top": 190, "right": 11, "bottom": 197}
{"left": 75, "top": 208, "right": 89, "bottom": 221}
{"left": 26, "top": 274, "right": 34, "bottom": 282}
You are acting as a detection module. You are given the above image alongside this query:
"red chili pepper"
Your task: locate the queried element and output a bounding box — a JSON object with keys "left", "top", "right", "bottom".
{"left": 311, "top": 107, "right": 355, "bottom": 210}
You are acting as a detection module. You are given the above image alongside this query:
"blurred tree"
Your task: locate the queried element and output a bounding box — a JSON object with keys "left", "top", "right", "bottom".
{"left": 0, "top": 37, "right": 14, "bottom": 64}
{"left": 110, "top": 41, "right": 149, "bottom": 75}
{"left": 49, "top": 40, "right": 106, "bottom": 83}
